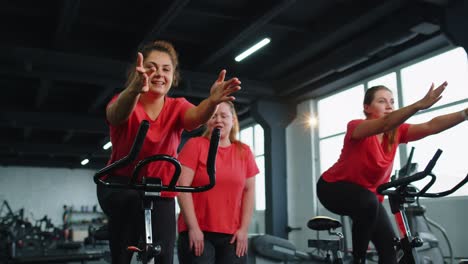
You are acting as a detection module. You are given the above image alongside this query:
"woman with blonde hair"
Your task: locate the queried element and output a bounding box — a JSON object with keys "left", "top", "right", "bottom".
{"left": 177, "top": 101, "right": 259, "bottom": 264}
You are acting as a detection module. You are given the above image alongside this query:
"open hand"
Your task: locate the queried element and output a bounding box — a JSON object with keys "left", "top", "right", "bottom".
{"left": 133, "top": 52, "right": 156, "bottom": 93}
{"left": 417, "top": 81, "right": 447, "bottom": 110}
{"left": 188, "top": 228, "right": 205, "bottom": 257}
{"left": 230, "top": 229, "right": 248, "bottom": 257}
{"left": 209, "top": 70, "right": 241, "bottom": 104}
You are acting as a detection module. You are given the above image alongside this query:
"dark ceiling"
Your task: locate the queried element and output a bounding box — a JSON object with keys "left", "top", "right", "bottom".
{"left": 0, "top": 0, "right": 458, "bottom": 169}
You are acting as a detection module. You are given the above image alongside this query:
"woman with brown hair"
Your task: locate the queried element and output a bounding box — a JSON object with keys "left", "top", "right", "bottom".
{"left": 317, "top": 82, "right": 467, "bottom": 263}
{"left": 97, "top": 40, "right": 241, "bottom": 264}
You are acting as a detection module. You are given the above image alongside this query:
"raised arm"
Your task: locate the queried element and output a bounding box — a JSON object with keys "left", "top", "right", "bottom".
{"left": 177, "top": 165, "right": 205, "bottom": 256}
{"left": 183, "top": 70, "right": 241, "bottom": 131}
{"left": 352, "top": 82, "right": 447, "bottom": 139}
{"left": 406, "top": 107, "right": 468, "bottom": 141}
{"left": 106, "top": 53, "right": 156, "bottom": 126}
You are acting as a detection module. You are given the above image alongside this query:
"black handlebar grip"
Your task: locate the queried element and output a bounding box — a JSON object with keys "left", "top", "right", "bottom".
{"left": 207, "top": 128, "right": 221, "bottom": 181}
{"left": 127, "top": 120, "right": 150, "bottom": 161}
{"left": 94, "top": 120, "right": 150, "bottom": 183}
{"left": 377, "top": 149, "right": 443, "bottom": 194}
{"left": 423, "top": 149, "right": 442, "bottom": 174}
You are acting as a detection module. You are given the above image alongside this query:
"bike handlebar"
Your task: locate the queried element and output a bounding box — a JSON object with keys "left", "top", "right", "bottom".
{"left": 94, "top": 120, "right": 220, "bottom": 193}
{"left": 377, "top": 149, "right": 468, "bottom": 198}
{"left": 377, "top": 149, "right": 443, "bottom": 195}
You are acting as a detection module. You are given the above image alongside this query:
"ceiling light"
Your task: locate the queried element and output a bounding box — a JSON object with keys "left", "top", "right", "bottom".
{"left": 103, "top": 141, "right": 112, "bottom": 150}
{"left": 235, "top": 38, "right": 271, "bottom": 62}
{"left": 81, "top": 159, "right": 89, "bottom": 166}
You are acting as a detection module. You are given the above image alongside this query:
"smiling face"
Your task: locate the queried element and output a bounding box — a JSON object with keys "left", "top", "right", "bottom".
{"left": 143, "top": 50, "right": 174, "bottom": 96}
{"left": 207, "top": 102, "right": 235, "bottom": 140}
{"left": 364, "top": 87, "right": 395, "bottom": 119}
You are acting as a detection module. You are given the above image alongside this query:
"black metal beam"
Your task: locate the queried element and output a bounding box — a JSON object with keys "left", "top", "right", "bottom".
{"left": 181, "top": 7, "right": 309, "bottom": 33}
{"left": 141, "top": 0, "right": 191, "bottom": 44}
{"left": 0, "top": 111, "right": 107, "bottom": 133}
{"left": 54, "top": 0, "right": 81, "bottom": 49}
{"left": 275, "top": 5, "right": 437, "bottom": 97}
{"left": 199, "top": 0, "right": 296, "bottom": 68}
{"left": 261, "top": 0, "right": 406, "bottom": 79}
{"left": 88, "top": 86, "right": 116, "bottom": 113}
{"left": 0, "top": 46, "right": 272, "bottom": 100}
{"left": 0, "top": 141, "right": 109, "bottom": 158}
{"left": 35, "top": 79, "right": 51, "bottom": 108}
{"left": 0, "top": 157, "right": 107, "bottom": 170}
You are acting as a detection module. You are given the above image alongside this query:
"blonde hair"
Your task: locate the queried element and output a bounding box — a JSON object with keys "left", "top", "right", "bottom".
{"left": 125, "top": 40, "right": 180, "bottom": 88}
{"left": 202, "top": 102, "right": 245, "bottom": 156}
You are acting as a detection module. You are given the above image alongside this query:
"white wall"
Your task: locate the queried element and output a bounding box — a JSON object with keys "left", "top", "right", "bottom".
{"left": 285, "top": 101, "right": 468, "bottom": 259}
{"left": 0, "top": 166, "right": 99, "bottom": 227}
{"left": 286, "top": 100, "right": 319, "bottom": 251}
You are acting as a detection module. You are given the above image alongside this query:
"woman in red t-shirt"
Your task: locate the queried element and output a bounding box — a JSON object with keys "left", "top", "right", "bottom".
{"left": 317, "top": 82, "right": 467, "bottom": 263}
{"left": 97, "top": 41, "right": 241, "bottom": 264}
{"left": 176, "top": 102, "right": 259, "bottom": 264}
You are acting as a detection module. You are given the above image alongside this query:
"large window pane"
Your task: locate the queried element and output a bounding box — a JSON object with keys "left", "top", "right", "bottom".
{"left": 318, "top": 85, "right": 365, "bottom": 138}
{"left": 240, "top": 127, "right": 253, "bottom": 147}
{"left": 319, "top": 135, "right": 344, "bottom": 174}
{"left": 401, "top": 48, "right": 468, "bottom": 107}
{"left": 254, "top": 124, "right": 264, "bottom": 155}
{"left": 367, "top": 72, "right": 400, "bottom": 107}
{"left": 240, "top": 125, "right": 266, "bottom": 211}
{"left": 405, "top": 105, "right": 468, "bottom": 196}
{"left": 255, "top": 156, "right": 266, "bottom": 210}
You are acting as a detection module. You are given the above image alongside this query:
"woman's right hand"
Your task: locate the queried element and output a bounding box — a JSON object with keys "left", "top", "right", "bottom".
{"left": 188, "top": 227, "right": 205, "bottom": 256}
{"left": 129, "top": 52, "right": 156, "bottom": 94}
{"left": 416, "top": 81, "right": 447, "bottom": 110}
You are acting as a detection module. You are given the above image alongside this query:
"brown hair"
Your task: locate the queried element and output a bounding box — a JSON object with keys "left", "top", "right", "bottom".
{"left": 202, "top": 101, "right": 245, "bottom": 156}
{"left": 125, "top": 40, "right": 180, "bottom": 88}
{"left": 364, "top": 85, "right": 398, "bottom": 152}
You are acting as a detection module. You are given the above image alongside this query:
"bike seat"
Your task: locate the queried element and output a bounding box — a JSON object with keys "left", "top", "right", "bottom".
{"left": 307, "top": 216, "right": 342, "bottom": 231}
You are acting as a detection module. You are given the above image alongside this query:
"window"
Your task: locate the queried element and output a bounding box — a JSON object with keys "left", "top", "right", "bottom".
{"left": 401, "top": 48, "right": 468, "bottom": 107}
{"left": 318, "top": 85, "right": 365, "bottom": 138}
{"left": 317, "top": 85, "right": 364, "bottom": 173}
{"left": 240, "top": 124, "right": 266, "bottom": 210}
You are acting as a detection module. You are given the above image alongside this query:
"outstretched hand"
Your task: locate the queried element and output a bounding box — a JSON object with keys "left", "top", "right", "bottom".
{"left": 133, "top": 52, "right": 156, "bottom": 93}
{"left": 417, "top": 81, "right": 447, "bottom": 110}
{"left": 209, "top": 70, "right": 241, "bottom": 104}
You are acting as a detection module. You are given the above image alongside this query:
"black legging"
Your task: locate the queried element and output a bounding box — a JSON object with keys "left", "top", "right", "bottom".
{"left": 317, "top": 177, "right": 397, "bottom": 264}
{"left": 177, "top": 231, "right": 246, "bottom": 264}
{"left": 97, "top": 176, "right": 176, "bottom": 264}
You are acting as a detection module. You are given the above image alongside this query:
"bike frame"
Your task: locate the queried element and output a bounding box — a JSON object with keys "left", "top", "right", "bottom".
{"left": 378, "top": 149, "right": 468, "bottom": 264}
{"left": 94, "top": 120, "right": 221, "bottom": 264}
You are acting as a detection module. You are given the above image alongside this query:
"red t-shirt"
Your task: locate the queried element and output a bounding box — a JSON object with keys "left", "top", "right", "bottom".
{"left": 322, "top": 119, "right": 410, "bottom": 200}
{"left": 177, "top": 137, "right": 259, "bottom": 234}
{"left": 107, "top": 95, "right": 194, "bottom": 198}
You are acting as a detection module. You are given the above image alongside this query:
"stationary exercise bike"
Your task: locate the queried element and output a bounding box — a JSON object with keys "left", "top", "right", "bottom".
{"left": 377, "top": 149, "right": 468, "bottom": 264}
{"left": 94, "top": 120, "right": 220, "bottom": 264}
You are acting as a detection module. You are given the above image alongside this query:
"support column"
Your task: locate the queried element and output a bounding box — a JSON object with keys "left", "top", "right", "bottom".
{"left": 251, "top": 99, "right": 296, "bottom": 238}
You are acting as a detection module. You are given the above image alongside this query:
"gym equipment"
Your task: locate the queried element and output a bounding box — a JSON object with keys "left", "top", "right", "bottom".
{"left": 377, "top": 149, "right": 468, "bottom": 264}
{"left": 94, "top": 120, "right": 220, "bottom": 264}
{"left": 0, "top": 200, "right": 105, "bottom": 264}
{"left": 306, "top": 216, "right": 347, "bottom": 263}
{"left": 247, "top": 216, "right": 348, "bottom": 263}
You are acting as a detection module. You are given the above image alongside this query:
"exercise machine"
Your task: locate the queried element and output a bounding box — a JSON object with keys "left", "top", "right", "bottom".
{"left": 377, "top": 149, "right": 468, "bottom": 264}
{"left": 94, "top": 120, "right": 220, "bottom": 264}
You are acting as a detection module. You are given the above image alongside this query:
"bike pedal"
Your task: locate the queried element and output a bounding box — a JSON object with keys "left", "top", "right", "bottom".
{"left": 127, "top": 246, "right": 143, "bottom": 252}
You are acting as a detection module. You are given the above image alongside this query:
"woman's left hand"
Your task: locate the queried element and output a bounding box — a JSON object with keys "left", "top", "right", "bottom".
{"left": 209, "top": 69, "right": 241, "bottom": 104}
{"left": 230, "top": 229, "right": 249, "bottom": 257}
